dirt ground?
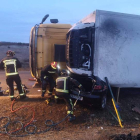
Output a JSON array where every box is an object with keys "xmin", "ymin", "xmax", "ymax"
[{"xmin": 0, "ymin": 77, "xmax": 140, "ymax": 140}]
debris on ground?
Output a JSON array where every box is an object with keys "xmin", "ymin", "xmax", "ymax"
[
  {"xmin": 109, "ymin": 133, "xmax": 140, "ymax": 140},
  {"xmin": 132, "ymin": 105, "xmax": 140, "ymax": 115}
]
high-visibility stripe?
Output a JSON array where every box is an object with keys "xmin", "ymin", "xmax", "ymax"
[
  {"xmin": 67, "ymin": 111, "xmax": 73, "ymax": 115},
  {"xmin": 54, "ymin": 96, "xmax": 59, "ymax": 99},
  {"xmin": 56, "ymin": 77, "xmax": 68, "ymax": 93},
  {"xmin": 70, "ymin": 99, "xmax": 73, "ymax": 109},
  {"xmin": 48, "ymin": 71, "xmax": 56, "ymax": 73},
  {"xmin": 42, "ymin": 90, "xmax": 46, "ymax": 92},
  {"xmin": 3, "ymin": 59, "xmax": 16, "ymax": 65},
  {"xmin": 56, "ymin": 89, "xmax": 69, "ymax": 93},
  {"xmin": 10, "ymin": 95, "xmax": 14, "ymax": 98},
  {"xmin": 6, "ymin": 72, "xmax": 18, "ymax": 76},
  {"xmin": 3, "ymin": 59, "xmax": 18, "ymax": 76},
  {"xmin": 78, "ymin": 84, "xmax": 82, "ymax": 88},
  {"xmin": 20, "ymin": 93, "xmax": 25, "ymax": 96}
]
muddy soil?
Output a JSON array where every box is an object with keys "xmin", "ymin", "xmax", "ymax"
[{"xmin": 0, "ymin": 89, "xmax": 140, "ymax": 140}]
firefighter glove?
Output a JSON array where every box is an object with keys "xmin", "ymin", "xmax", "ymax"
[
  {"xmin": 79, "ymin": 85, "xmax": 84, "ymax": 92},
  {"xmin": 44, "ymin": 76, "xmax": 48, "ymax": 80}
]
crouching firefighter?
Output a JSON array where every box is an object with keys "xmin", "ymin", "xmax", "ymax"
[
  {"xmin": 0, "ymin": 50, "xmax": 26, "ymax": 101},
  {"xmin": 41, "ymin": 61, "xmax": 59, "ymax": 97},
  {"xmin": 55, "ymin": 70, "xmax": 84, "ymax": 122}
]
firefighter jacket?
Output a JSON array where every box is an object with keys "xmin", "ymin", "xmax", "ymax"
[
  {"xmin": 0, "ymin": 56, "xmax": 22, "ymax": 76},
  {"xmin": 41, "ymin": 64, "xmax": 59, "ymax": 80},
  {"xmin": 56, "ymin": 76, "xmax": 82, "ymax": 93}
]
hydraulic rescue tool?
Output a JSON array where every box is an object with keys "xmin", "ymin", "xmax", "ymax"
[{"xmin": 105, "ymin": 77, "xmax": 123, "ymax": 128}]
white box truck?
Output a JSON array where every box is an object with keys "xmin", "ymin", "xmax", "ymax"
[{"xmin": 66, "ymin": 10, "xmax": 140, "ymax": 108}]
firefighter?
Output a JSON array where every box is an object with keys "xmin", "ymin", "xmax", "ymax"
[
  {"xmin": 55, "ymin": 69, "xmax": 84, "ymax": 122},
  {"xmin": 0, "ymin": 50, "xmax": 26, "ymax": 101},
  {"xmin": 41, "ymin": 61, "xmax": 59, "ymax": 97}
]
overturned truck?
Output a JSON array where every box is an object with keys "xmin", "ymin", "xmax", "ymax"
[
  {"xmin": 66, "ymin": 10, "xmax": 140, "ymax": 108},
  {"xmin": 29, "ymin": 15, "xmax": 71, "ymax": 80}
]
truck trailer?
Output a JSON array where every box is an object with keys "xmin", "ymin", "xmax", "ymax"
[{"xmin": 66, "ymin": 10, "xmax": 140, "ymax": 107}]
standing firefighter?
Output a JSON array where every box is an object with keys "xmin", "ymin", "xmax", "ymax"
[
  {"xmin": 0, "ymin": 50, "xmax": 26, "ymax": 101},
  {"xmin": 55, "ymin": 70, "xmax": 83, "ymax": 122},
  {"xmin": 41, "ymin": 61, "xmax": 59, "ymax": 97}
]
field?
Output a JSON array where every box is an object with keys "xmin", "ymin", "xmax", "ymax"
[{"xmin": 0, "ymin": 42, "xmax": 29, "ymax": 70}]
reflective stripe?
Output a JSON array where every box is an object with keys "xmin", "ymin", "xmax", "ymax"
[
  {"xmin": 56, "ymin": 77, "xmax": 68, "ymax": 93},
  {"xmin": 48, "ymin": 91, "xmax": 52, "ymax": 94},
  {"xmin": 20, "ymin": 93, "xmax": 25, "ymax": 96},
  {"xmin": 21, "ymin": 84, "xmax": 25, "ymax": 93},
  {"xmin": 3, "ymin": 59, "xmax": 18, "ymax": 76},
  {"xmin": 54, "ymin": 96, "xmax": 59, "ymax": 99},
  {"xmin": 3, "ymin": 59, "xmax": 16, "ymax": 65},
  {"xmin": 56, "ymin": 89, "xmax": 69, "ymax": 93},
  {"xmin": 6, "ymin": 72, "xmax": 18, "ymax": 76},
  {"xmin": 42, "ymin": 90, "xmax": 46, "ymax": 92},
  {"xmin": 78, "ymin": 84, "xmax": 82, "ymax": 88},
  {"xmin": 67, "ymin": 111, "xmax": 73, "ymax": 115},
  {"xmin": 48, "ymin": 71, "xmax": 56, "ymax": 73},
  {"xmin": 10, "ymin": 95, "xmax": 14, "ymax": 98},
  {"xmin": 70, "ymin": 99, "xmax": 73, "ymax": 109}
]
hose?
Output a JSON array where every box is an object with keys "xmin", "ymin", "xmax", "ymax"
[{"xmin": 0, "ymin": 92, "xmax": 81, "ymax": 137}]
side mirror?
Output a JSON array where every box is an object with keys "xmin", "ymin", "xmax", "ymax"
[{"xmin": 40, "ymin": 14, "xmax": 49, "ymax": 24}]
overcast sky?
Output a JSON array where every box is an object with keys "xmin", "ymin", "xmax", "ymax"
[{"xmin": 0, "ymin": 0, "xmax": 140, "ymax": 43}]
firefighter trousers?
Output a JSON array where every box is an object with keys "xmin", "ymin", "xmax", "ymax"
[
  {"xmin": 55, "ymin": 92, "xmax": 73, "ymax": 115},
  {"xmin": 6, "ymin": 74, "xmax": 24, "ymax": 98},
  {"xmin": 42, "ymin": 78, "xmax": 55, "ymax": 94}
]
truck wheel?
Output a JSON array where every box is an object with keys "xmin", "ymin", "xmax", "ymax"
[{"xmin": 100, "ymin": 95, "xmax": 107, "ymax": 109}]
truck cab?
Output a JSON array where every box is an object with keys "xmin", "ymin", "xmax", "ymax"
[{"xmin": 29, "ymin": 16, "xmax": 71, "ymax": 80}]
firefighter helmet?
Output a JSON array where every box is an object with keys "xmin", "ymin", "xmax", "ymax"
[
  {"xmin": 51, "ymin": 61, "xmax": 57, "ymax": 69},
  {"xmin": 6, "ymin": 50, "xmax": 15, "ymax": 56}
]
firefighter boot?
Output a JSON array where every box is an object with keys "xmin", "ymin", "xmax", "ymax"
[
  {"xmin": 41, "ymin": 92, "xmax": 45, "ymax": 98},
  {"xmin": 20, "ymin": 94, "xmax": 26, "ymax": 100},
  {"xmin": 11, "ymin": 97, "xmax": 16, "ymax": 101},
  {"xmin": 68, "ymin": 114, "xmax": 75, "ymax": 122},
  {"xmin": 54, "ymin": 95, "xmax": 59, "ymax": 104},
  {"xmin": 47, "ymin": 91, "xmax": 52, "ymax": 96}
]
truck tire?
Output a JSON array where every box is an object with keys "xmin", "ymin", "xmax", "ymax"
[{"xmin": 100, "ymin": 94, "xmax": 107, "ymax": 109}]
